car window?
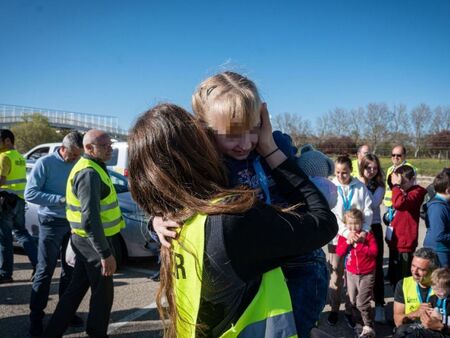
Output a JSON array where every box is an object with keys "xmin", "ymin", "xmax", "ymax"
[
  {"xmin": 26, "ymin": 147, "xmax": 50, "ymax": 162},
  {"xmin": 109, "ymin": 170, "xmax": 129, "ymax": 194}
]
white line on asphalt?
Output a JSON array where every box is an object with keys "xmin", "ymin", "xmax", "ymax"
[{"xmin": 107, "ymin": 302, "xmax": 157, "ymax": 334}]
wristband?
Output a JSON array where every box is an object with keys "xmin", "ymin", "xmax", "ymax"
[{"xmin": 263, "ymin": 148, "xmax": 279, "ymax": 159}]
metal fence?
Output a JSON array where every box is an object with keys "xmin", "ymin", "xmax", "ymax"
[{"xmin": 0, "ymin": 103, "xmax": 128, "ymax": 137}]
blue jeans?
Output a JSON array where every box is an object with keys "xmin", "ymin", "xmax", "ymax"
[
  {"xmin": 437, "ymin": 251, "xmax": 450, "ymax": 268},
  {"xmin": 0, "ymin": 198, "xmax": 37, "ymax": 278},
  {"xmin": 283, "ymin": 249, "xmax": 329, "ymax": 338},
  {"xmin": 30, "ymin": 216, "xmax": 73, "ymax": 322}
]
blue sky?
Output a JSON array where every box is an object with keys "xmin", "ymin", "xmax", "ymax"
[{"xmin": 1, "ymin": 0, "xmax": 449, "ymax": 130}]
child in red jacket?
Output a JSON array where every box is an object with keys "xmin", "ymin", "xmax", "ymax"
[
  {"xmin": 337, "ymin": 208, "xmax": 378, "ymax": 338},
  {"xmin": 387, "ymin": 164, "xmax": 427, "ymax": 288}
]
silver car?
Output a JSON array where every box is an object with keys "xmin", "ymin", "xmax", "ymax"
[{"xmin": 24, "ymin": 167, "xmax": 157, "ymax": 265}]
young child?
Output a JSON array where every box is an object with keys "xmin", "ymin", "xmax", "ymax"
[
  {"xmin": 190, "ymin": 71, "xmax": 330, "ymax": 337},
  {"xmin": 388, "ymin": 165, "xmax": 427, "ymax": 287},
  {"xmin": 424, "ymin": 168, "xmax": 450, "ymax": 267},
  {"xmin": 297, "ymin": 144, "xmax": 337, "ymax": 208},
  {"xmin": 336, "ymin": 208, "xmax": 377, "ymax": 338}
]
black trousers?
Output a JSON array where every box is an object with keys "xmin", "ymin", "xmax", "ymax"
[
  {"xmin": 43, "ymin": 234, "xmax": 118, "ymax": 338},
  {"xmin": 372, "ymin": 223, "xmax": 385, "ymax": 305},
  {"xmin": 389, "ymin": 249, "xmax": 413, "ymax": 289}
]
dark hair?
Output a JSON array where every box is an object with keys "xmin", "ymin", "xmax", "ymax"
[
  {"xmin": 360, "ymin": 154, "xmax": 385, "ymax": 189},
  {"xmin": 0, "ymin": 129, "xmax": 15, "ymax": 145},
  {"xmin": 395, "ymin": 164, "xmax": 416, "ymax": 181},
  {"xmin": 414, "ymin": 247, "xmax": 440, "ymax": 271},
  {"xmin": 335, "ymin": 154, "xmax": 352, "ymax": 171},
  {"xmin": 433, "ymin": 168, "xmax": 450, "ymax": 194}
]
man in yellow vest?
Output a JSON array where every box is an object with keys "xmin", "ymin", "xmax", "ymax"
[
  {"xmin": 44, "ymin": 129, "xmax": 125, "ymax": 338},
  {"xmin": 393, "ymin": 248, "xmax": 439, "ymax": 327},
  {"xmin": 0, "ymin": 129, "xmax": 37, "ymax": 284},
  {"xmin": 351, "ymin": 144, "xmax": 371, "ymax": 178},
  {"xmin": 384, "ymin": 145, "xmax": 417, "ymax": 209}
]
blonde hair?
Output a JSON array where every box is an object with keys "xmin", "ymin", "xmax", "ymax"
[
  {"xmin": 192, "ymin": 71, "xmax": 262, "ymax": 135},
  {"xmin": 431, "ymin": 267, "xmax": 450, "ymax": 290},
  {"xmin": 344, "ymin": 208, "xmax": 364, "ymax": 225}
]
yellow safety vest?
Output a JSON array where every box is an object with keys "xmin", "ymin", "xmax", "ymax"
[
  {"xmin": 403, "ymin": 276, "xmax": 434, "ymax": 315},
  {"xmin": 173, "ymin": 212, "xmax": 297, "ymax": 338},
  {"xmin": 383, "ymin": 161, "xmax": 417, "ymax": 207},
  {"xmin": 66, "ymin": 157, "xmax": 125, "ymax": 237},
  {"xmin": 351, "ymin": 159, "xmax": 360, "ymax": 178},
  {"xmin": 0, "ymin": 149, "xmax": 26, "ymax": 199}
]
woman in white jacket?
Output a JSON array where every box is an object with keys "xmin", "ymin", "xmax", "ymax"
[{"xmin": 327, "ymin": 155, "xmax": 373, "ymax": 327}]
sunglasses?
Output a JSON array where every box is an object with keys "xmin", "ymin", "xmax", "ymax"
[{"xmin": 391, "ymin": 154, "xmax": 403, "ymax": 158}]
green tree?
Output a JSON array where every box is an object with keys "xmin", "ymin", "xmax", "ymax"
[{"xmin": 11, "ymin": 113, "xmax": 62, "ymax": 153}]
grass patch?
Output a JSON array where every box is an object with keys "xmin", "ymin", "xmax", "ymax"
[{"xmin": 379, "ymin": 157, "xmax": 449, "ymax": 177}]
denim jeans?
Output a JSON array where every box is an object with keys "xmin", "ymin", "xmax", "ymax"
[
  {"xmin": 283, "ymin": 249, "xmax": 329, "ymax": 338},
  {"xmin": 0, "ymin": 198, "xmax": 37, "ymax": 278},
  {"xmin": 30, "ymin": 216, "xmax": 73, "ymax": 322}
]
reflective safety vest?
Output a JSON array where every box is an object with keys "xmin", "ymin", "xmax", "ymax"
[
  {"xmin": 66, "ymin": 157, "xmax": 125, "ymax": 237},
  {"xmin": 383, "ymin": 161, "xmax": 417, "ymax": 207},
  {"xmin": 0, "ymin": 149, "xmax": 26, "ymax": 199},
  {"xmin": 351, "ymin": 159, "xmax": 360, "ymax": 178},
  {"xmin": 403, "ymin": 276, "xmax": 434, "ymax": 315},
  {"xmin": 173, "ymin": 212, "xmax": 297, "ymax": 338}
]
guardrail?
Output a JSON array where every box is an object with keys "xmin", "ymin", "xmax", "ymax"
[{"xmin": 0, "ymin": 103, "xmax": 128, "ymax": 137}]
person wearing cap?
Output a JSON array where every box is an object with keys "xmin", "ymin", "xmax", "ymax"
[
  {"xmin": 352, "ymin": 144, "xmax": 371, "ymax": 178},
  {"xmin": 0, "ymin": 129, "xmax": 37, "ymax": 284},
  {"xmin": 297, "ymin": 144, "xmax": 337, "ymax": 208}
]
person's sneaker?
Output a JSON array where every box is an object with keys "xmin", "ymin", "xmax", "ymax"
[
  {"xmin": 374, "ymin": 305, "xmax": 387, "ymax": 323},
  {"xmin": 29, "ymin": 320, "xmax": 43, "ymax": 337},
  {"xmin": 344, "ymin": 313, "xmax": 356, "ymax": 329},
  {"xmin": 69, "ymin": 314, "xmax": 84, "ymax": 327},
  {"xmin": 359, "ymin": 325, "xmax": 376, "ymax": 338},
  {"xmin": 0, "ymin": 275, "xmax": 13, "ymax": 284},
  {"xmin": 327, "ymin": 311, "xmax": 339, "ymax": 326}
]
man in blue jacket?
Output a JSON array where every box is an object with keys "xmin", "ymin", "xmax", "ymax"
[
  {"xmin": 25, "ymin": 131, "xmax": 84, "ymax": 337},
  {"xmin": 424, "ymin": 168, "xmax": 450, "ymax": 267}
]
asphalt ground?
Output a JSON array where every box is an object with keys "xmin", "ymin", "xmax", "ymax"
[{"xmin": 1, "ymin": 186, "xmax": 432, "ymax": 337}]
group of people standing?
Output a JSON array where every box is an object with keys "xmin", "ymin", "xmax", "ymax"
[{"xmin": 1, "ymin": 70, "xmax": 449, "ymax": 338}]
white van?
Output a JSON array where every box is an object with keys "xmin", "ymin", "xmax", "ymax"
[{"xmin": 23, "ymin": 141, "xmax": 129, "ymax": 175}]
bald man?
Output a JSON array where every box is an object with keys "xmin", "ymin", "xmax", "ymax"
[
  {"xmin": 351, "ymin": 145, "xmax": 371, "ymax": 178},
  {"xmin": 44, "ymin": 130, "xmax": 125, "ymax": 338}
]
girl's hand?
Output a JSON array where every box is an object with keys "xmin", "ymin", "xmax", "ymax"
[
  {"xmin": 153, "ymin": 216, "xmax": 180, "ymax": 248},
  {"xmin": 256, "ymin": 103, "xmax": 287, "ymax": 169},
  {"xmin": 256, "ymin": 103, "xmax": 277, "ymax": 156}
]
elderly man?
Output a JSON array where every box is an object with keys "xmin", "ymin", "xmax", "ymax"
[
  {"xmin": 25, "ymin": 131, "xmax": 84, "ymax": 337},
  {"xmin": 393, "ymin": 247, "xmax": 440, "ymax": 328},
  {"xmin": 351, "ymin": 144, "xmax": 371, "ymax": 178},
  {"xmin": 384, "ymin": 144, "xmax": 417, "ymax": 208},
  {"xmin": 44, "ymin": 129, "xmax": 124, "ymax": 338},
  {"xmin": 0, "ymin": 129, "xmax": 37, "ymax": 283}
]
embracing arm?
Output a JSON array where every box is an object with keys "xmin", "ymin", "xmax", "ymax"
[{"xmin": 223, "ymin": 159, "xmax": 338, "ymax": 281}]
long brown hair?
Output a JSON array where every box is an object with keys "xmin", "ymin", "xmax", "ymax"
[
  {"xmin": 128, "ymin": 103, "xmax": 256, "ymax": 337},
  {"xmin": 360, "ymin": 153, "xmax": 385, "ymax": 189}
]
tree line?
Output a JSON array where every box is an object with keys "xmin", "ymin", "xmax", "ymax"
[{"xmin": 273, "ymin": 103, "xmax": 450, "ymax": 158}]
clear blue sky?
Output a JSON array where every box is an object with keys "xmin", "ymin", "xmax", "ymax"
[{"xmin": 1, "ymin": 0, "xmax": 449, "ymax": 130}]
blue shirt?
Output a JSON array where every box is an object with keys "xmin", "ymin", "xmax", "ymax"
[{"xmin": 24, "ymin": 151, "xmax": 76, "ymax": 219}]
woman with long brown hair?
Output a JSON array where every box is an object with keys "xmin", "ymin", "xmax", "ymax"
[{"xmin": 128, "ymin": 103, "xmax": 337, "ymax": 337}]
